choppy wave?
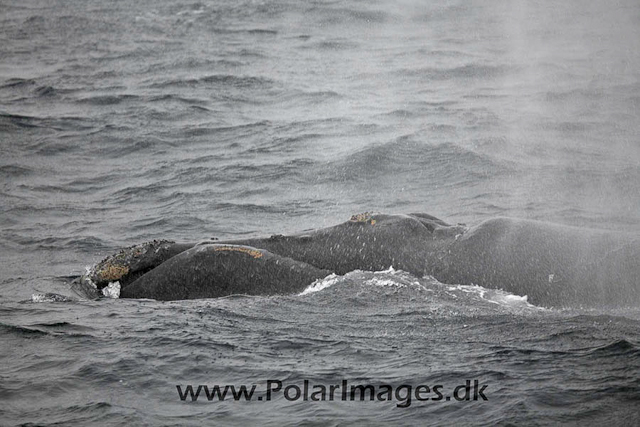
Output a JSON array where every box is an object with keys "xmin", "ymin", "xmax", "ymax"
[
  {"xmin": 3, "ymin": 0, "xmax": 640, "ymax": 424},
  {"xmin": 301, "ymin": 267, "xmax": 541, "ymax": 315},
  {"xmin": 146, "ymin": 74, "xmax": 275, "ymax": 90},
  {"xmin": 316, "ymin": 137, "xmax": 513, "ymax": 187}
]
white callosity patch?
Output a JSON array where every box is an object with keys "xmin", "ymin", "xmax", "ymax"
[{"xmin": 102, "ymin": 282, "xmax": 121, "ymax": 299}]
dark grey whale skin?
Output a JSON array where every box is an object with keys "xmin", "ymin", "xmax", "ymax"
[
  {"xmin": 120, "ymin": 244, "xmax": 331, "ymax": 301},
  {"xmin": 444, "ymin": 217, "xmax": 640, "ymax": 307},
  {"xmin": 109, "ymin": 213, "xmax": 639, "ymax": 307},
  {"xmin": 212, "ymin": 213, "xmax": 457, "ymax": 276},
  {"xmin": 205, "ymin": 213, "xmax": 640, "ymax": 307}
]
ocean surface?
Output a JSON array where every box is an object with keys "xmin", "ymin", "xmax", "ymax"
[{"xmin": 2, "ymin": 0, "xmax": 640, "ymax": 425}]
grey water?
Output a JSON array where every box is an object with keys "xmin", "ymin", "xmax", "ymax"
[{"xmin": 1, "ymin": 0, "xmax": 640, "ymax": 425}]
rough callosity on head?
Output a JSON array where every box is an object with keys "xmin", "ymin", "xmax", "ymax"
[
  {"xmin": 349, "ymin": 212, "xmax": 377, "ymax": 225},
  {"xmin": 96, "ymin": 264, "xmax": 129, "ymax": 282},
  {"xmin": 84, "ymin": 239, "xmax": 178, "ymax": 288},
  {"xmin": 212, "ymin": 245, "xmax": 264, "ymax": 258}
]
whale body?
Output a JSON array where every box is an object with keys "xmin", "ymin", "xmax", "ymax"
[{"xmin": 76, "ymin": 213, "xmax": 640, "ymax": 307}]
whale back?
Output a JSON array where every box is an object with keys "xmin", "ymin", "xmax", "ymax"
[
  {"xmin": 120, "ymin": 244, "xmax": 332, "ymax": 301},
  {"xmin": 211, "ymin": 213, "xmax": 457, "ymax": 276}
]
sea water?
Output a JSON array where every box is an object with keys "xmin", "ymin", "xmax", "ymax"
[{"xmin": 1, "ymin": 0, "xmax": 639, "ymax": 425}]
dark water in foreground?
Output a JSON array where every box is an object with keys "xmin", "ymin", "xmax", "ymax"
[
  {"xmin": 2, "ymin": 277, "xmax": 640, "ymax": 426},
  {"xmin": 2, "ymin": 0, "xmax": 640, "ymax": 425}
]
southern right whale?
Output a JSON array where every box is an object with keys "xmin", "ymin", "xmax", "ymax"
[{"xmin": 76, "ymin": 213, "xmax": 640, "ymax": 307}]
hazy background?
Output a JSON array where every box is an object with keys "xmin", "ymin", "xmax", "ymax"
[
  {"xmin": 1, "ymin": 1, "xmax": 640, "ymax": 425},
  {"xmin": 2, "ymin": 0, "xmax": 639, "ymax": 285}
]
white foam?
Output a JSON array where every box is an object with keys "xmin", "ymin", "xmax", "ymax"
[
  {"xmin": 82, "ymin": 265, "xmax": 98, "ymax": 288},
  {"xmin": 31, "ymin": 293, "xmax": 75, "ymax": 303},
  {"xmin": 444, "ymin": 283, "xmax": 542, "ymax": 309},
  {"xmin": 365, "ymin": 276, "xmax": 406, "ymax": 288},
  {"xmin": 31, "ymin": 293, "xmax": 48, "ymax": 303},
  {"xmin": 447, "ymin": 283, "xmax": 487, "ymax": 296},
  {"xmin": 373, "ymin": 266, "xmax": 398, "ymax": 275},
  {"xmin": 299, "ymin": 274, "xmax": 340, "ymax": 295},
  {"xmin": 486, "ymin": 291, "xmax": 535, "ymax": 308}
]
